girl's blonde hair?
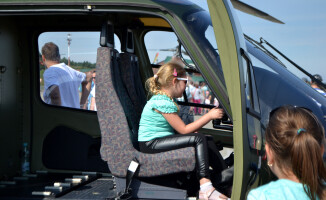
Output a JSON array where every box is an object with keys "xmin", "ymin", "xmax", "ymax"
[
  {"xmin": 266, "ymin": 106, "xmax": 326, "ymax": 200},
  {"xmin": 146, "ymin": 62, "xmax": 186, "ymax": 97}
]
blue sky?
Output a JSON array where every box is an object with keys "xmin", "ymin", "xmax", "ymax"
[
  {"xmin": 238, "ymin": 0, "xmax": 326, "ymax": 81},
  {"xmin": 191, "ymin": 0, "xmax": 326, "ymax": 81},
  {"xmin": 39, "ymin": 0, "xmax": 326, "ymax": 82}
]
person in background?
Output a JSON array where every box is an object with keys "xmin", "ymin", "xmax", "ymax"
[
  {"xmin": 188, "ymin": 80, "xmax": 195, "ymax": 101},
  {"xmin": 42, "ymin": 42, "xmax": 93, "ymax": 109},
  {"xmin": 188, "ymin": 80, "xmax": 195, "ymax": 115},
  {"xmin": 138, "ymin": 62, "xmax": 228, "ymax": 200},
  {"xmin": 302, "ymin": 77, "xmax": 310, "ymax": 85},
  {"xmin": 204, "ymin": 93, "xmax": 212, "ymax": 114},
  {"xmin": 247, "ymin": 105, "xmax": 326, "ymax": 200},
  {"xmin": 213, "ymin": 97, "xmax": 219, "ymax": 107},
  {"xmin": 177, "ymin": 76, "xmax": 194, "ymax": 125},
  {"xmin": 201, "ymin": 82, "xmax": 208, "ymax": 114},
  {"xmin": 88, "ymin": 71, "xmax": 96, "ymax": 110},
  {"xmin": 192, "ymin": 82, "xmax": 203, "ymax": 115},
  {"xmin": 310, "ymin": 74, "xmax": 326, "ymax": 97},
  {"xmin": 89, "ymin": 85, "xmax": 97, "ymax": 111}
]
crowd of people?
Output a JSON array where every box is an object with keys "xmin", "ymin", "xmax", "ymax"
[
  {"xmin": 178, "ymin": 79, "xmax": 219, "ymax": 115},
  {"xmin": 42, "ymin": 42, "xmax": 325, "ymax": 200}
]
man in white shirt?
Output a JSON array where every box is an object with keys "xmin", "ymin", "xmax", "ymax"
[{"xmin": 42, "ymin": 42, "xmax": 93, "ymax": 109}]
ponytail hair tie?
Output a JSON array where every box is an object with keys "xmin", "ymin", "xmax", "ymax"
[
  {"xmin": 154, "ymin": 74, "xmax": 158, "ymax": 79},
  {"xmin": 173, "ymin": 68, "xmax": 178, "ymax": 77},
  {"xmin": 297, "ymin": 128, "xmax": 306, "ymax": 135}
]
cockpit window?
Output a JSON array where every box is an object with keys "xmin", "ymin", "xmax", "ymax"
[
  {"xmin": 145, "ymin": 30, "xmax": 226, "ymax": 130},
  {"xmin": 205, "ymin": 26, "xmax": 218, "ymax": 52},
  {"xmin": 38, "ymin": 32, "xmax": 120, "ymax": 111},
  {"xmin": 183, "ymin": 10, "xmax": 225, "ymax": 85}
]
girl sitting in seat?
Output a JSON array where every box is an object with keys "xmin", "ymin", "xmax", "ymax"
[
  {"xmin": 248, "ymin": 106, "xmax": 326, "ymax": 200},
  {"xmin": 138, "ymin": 62, "xmax": 228, "ymax": 200}
]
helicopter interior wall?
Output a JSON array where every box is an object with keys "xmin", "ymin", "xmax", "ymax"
[
  {"xmin": 0, "ymin": 17, "xmax": 29, "ymax": 177},
  {"xmin": 42, "ymin": 126, "xmax": 109, "ymax": 172},
  {"xmin": 27, "ymin": 14, "xmax": 105, "ymax": 173}
]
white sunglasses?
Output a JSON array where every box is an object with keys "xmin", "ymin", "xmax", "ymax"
[{"xmin": 176, "ymin": 77, "xmax": 188, "ymax": 83}]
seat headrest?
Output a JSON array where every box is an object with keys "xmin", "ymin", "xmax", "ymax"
[
  {"xmin": 100, "ymin": 21, "xmax": 114, "ymax": 48},
  {"xmin": 121, "ymin": 28, "xmax": 134, "ymax": 53}
]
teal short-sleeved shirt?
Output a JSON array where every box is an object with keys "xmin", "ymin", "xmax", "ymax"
[
  {"xmin": 138, "ymin": 94, "xmax": 178, "ymax": 142},
  {"xmin": 247, "ymin": 179, "xmax": 316, "ymax": 200}
]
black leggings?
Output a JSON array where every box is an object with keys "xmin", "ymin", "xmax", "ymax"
[{"xmin": 139, "ymin": 133, "xmax": 226, "ymax": 179}]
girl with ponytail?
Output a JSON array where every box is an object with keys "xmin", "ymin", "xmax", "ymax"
[
  {"xmin": 248, "ymin": 105, "xmax": 326, "ymax": 200},
  {"xmin": 138, "ymin": 62, "xmax": 229, "ymax": 200}
]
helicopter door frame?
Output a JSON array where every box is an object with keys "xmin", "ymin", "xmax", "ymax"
[{"xmin": 207, "ymin": 0, "xmax": 263, "ymax": 199}]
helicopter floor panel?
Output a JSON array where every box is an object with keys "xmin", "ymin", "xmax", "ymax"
[
  {"xmin": 0, "ymin": 173, "xmax": 197, "ymax": 200},
  {"xmin": 58, "ymin": 177, "xmax": 115, "ymax": 199},
  {"xmin": 0, "ymin": 173, "xmax": 113, "ymax": 200}
]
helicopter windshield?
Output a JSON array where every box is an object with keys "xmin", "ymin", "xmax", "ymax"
[{"xmin": 182, "ymin": 10, "xmax": 225, "ymax": 84}]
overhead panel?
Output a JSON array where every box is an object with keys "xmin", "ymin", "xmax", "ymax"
[{"xmin": 139, "ymin": 17, "xmax": 171, "ymax": 28}]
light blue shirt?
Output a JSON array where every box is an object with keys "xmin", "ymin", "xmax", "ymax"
[
  {"xmin": 247, "ymin": 179, "xmax": 316, "ymax": 200},
  {"xmin": 43, "ymin": 63, "xmax": 85, "ymax": 108},
  {"xmin": 138, "ymin": 94, "xmax": 178, "ymax": 142}
]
